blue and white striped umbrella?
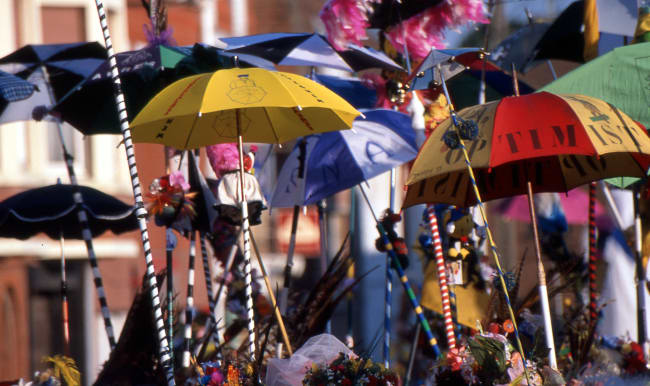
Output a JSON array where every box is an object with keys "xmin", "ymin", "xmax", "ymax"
[{"xmin": 271, "ymin": 108, "xmax": 418, "ymax": 207}]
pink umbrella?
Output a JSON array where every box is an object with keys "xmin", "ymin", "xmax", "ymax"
[{"xmin": 497, "ymin": 188, "xmax": 608, "ymax": 226}]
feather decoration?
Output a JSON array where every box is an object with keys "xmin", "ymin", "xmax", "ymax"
[{"xmin": 42, "ymin": 355, "xmax": 81, "ymax": 386}]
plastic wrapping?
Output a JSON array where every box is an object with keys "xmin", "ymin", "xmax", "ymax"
[{"xmin": 265, "ymin": 334, "xmax": 353, "ymax": 386}]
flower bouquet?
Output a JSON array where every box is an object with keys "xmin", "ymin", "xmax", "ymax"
[{"xmin": 302, "ymin": 353, "xmax": 400, "ymax": 386}]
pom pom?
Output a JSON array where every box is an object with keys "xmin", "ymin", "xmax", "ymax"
[
  {"xmin": 418, "ymin": 233, "xmax": 433, "ymax": 249},
  {"xmin": 458, "ymin": 117, "xmax": 479, "ymax": 141},
  {"xmin": 319, "ymin": 0, "xmax": 378, "ymax": 50},
  {"xmin": 442, "ymin": 130, "xmax": 460, "ymax": 149},
  {"xmin": 206, "ymin": 143, "xmax": 240, "ymax": 179}
]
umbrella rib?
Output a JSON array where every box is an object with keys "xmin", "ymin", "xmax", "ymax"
[
  {"xmin": 183, "ymin": 114, "xmax": 200, "ymax": 150},
  {"xmin": 262, "ymin": 107, "xmax": 281, "ymax": 143}
]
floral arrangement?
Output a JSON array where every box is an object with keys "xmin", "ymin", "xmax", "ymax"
[
  {"xmin": 302, "ymin": 352, "xmax": 400, "ymax": 386},
  {"xmin": 145, "ymin": 171, "xmax": 196, "ymax": 226},
  {"xmin": 194, "ymin": 360, "xmax": 255, "ymax": 386}
]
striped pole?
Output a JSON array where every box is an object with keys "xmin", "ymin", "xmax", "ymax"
[
  {"xmin": 42, "ymin": 67, "xmax": 117, "ymax": 351},
  {"xmin": 182, "ymin": 231, "xmax": 197, "ymax": 368},
  {"xmin": 91, "ymin": 2, "xmax": 174, "ymax": 383},
  {"xmin": 358, "ymin": 184, "xmax": 441, "ymax": 358},
  {"xmin": 199, "ymin": 233, "xmax": 220, "ymax": 346},
  {"xmin": 59, "ymin": 232, "xmax": 70, "ymax": 356},
  {"xmin": 425, "ymin": 204, "xmax": 456, "ymax": 349},
  {"xmin": 588, "ymin": 182, "xmax": 598, "ymax": 324},
  {"xmin": 236, "ymin": 115, "xmax": 257, "ymax": 360},
  {"xmin": 384, "ymin": 251, "xmax": 392, "ymax": 368},
  {"xmin": 448, "ymin": 284, "xmax": 460, "ymax": 340},
  {"xmin": 438, "ymin": 66, "xmax": 531, "ymax": 381}
]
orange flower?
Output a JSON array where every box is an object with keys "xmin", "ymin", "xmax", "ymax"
[{"xmin": 503, "ymin": 319, "xmax": 514, "ymax": 334}]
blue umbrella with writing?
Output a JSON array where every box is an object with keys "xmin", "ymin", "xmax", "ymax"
[
  {"xmin": 271, "ymin": 108, "xmax": 417, "ymax": 302},
  {"xmin": 271, "ymin": 108, "xmax": 418, "ymax": 208}
]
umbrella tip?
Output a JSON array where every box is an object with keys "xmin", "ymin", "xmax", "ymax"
[{"xmin": 359, "ymin": 112, "xmax": 366, "ymax": 119}]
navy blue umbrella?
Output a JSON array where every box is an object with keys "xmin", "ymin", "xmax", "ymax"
[
  {"xmin": 0, "ymin": 184, "xmax": 137, "ymax": 240},
  {"xmin": 222, "ymin": 32, "xmax": 404, "ymax": 72},
  {"xmin": 0, "ymin": 42, "xmax": 107, "ymax": 112}
]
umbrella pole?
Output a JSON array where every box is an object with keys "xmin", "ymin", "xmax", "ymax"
[
  {"xmin": 525, "ymin": 182, "xmax": 558, "ymax": 369},
  {"xmin": 358, "ymin": 184, "xmax": 441, "ymax": 358},
  {"xmin": 588, "ymin": 182, "xmax": 599, "ymax": 325},
  {"xmin": 599, "ymin": 181, "xmax": 625, "ymax": 231},
  {"xmin": 92, "ymin": 2, "xmax": 175, "ymax": 383},
  {"xmin": 249, "ymin": 231, "xmax": 293, "ymax": 355},
  {"xmin": 634, "ymin": 188, "xmax": 648, "ymax": 353},
  {"xmin": 182, "ymin": 231, "xmax": 197, "ymax": 369},
  {"xmin": 43, "ymin": 66, "xmax": 118, "ymax": 352},
  {"xmin": 236, "ymin": 112, "xmax": 257, "ymax": 360},
  {"xmin": 438, "ymin": 67, "xmax": 531, "ymax": 382},
  {"xmin": 199, "ymin": 232, "xmax": 220, "ymax": 347},
  {"xmin": 317, "ymin": 199, "xmax": 332, "ymax": 334},
  {"xmin": 425, "ymin": 204, "xmax": 456, "ymax": 349},
  {"xmin": 165, "ymin": 228, "xmax": 176, "ymax": 365},
  {"xmin": 59, "ymin": 232, "xmax": 71, "ymax": 356},
  {"xmin": 404, "ymin": 323, "xmax": 421, "ymax": 386},
  {"xmin": 211, "ymin": 227, "xmax": 243, "ymax": 338}
]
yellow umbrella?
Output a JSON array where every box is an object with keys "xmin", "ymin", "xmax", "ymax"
[
  {"xmin": 131, "ymin": 67, "xmax": 360, "ymax": 148},
  {"xmin": 130, "ymin": 67, "xmax": 360, "ymax": 360}
]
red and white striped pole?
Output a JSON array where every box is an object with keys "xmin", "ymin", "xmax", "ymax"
[
  {"xmin": 426, "ymin": 204, "xmax": 456, "ymax": 349},
  {"xmin": 588, "ymin": 182, "xmax": 598, "ymax": 324}
]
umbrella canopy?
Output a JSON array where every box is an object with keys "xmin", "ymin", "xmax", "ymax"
[
  {"xmin": 0, "ymin": 69, "xmax": 37, "ymax": 112},
  {"xmin": 51, "ymin": 44, "xmax": 191, "ymax": 135},
  {"xmin": 541, "ymin": 41, "xmax": 650, "ymax": 187},
  {"xmin": 312, "ymin": 73, "xmax": 378, "ymax": 109},
  {"xmin": 404, "ymin": 92, "xmax": 650, "ymax": 208},
  {"xmin": 446, "ymin": 60, "xmax": 535, "ymax": 110},
  {"xmin": 0, "ymin": 42, "xmax": 107, "ymax": 124},
  {"xmin": 221, "ymin": 33, "xmax": 404, "ymax": 72},
  {"xmin": 130, "ymin": 67, "xmax": 360, "ymax": 149},
  {"xmin": 0, "ymin": 184, "xmax": 137, "ymax": 240},
  {"xmin": 491, "ymin": 1, "xmax": 585, "ymax": 72},
  {"xmin": 409, "ymin": 48, "xmax": 485, "ymax": 90},
  {"xmin": 271, "ymin": 108, "xmax": 417, "ymax": 207}
]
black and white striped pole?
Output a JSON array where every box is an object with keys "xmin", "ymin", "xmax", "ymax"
[
  {"xmin": 42, "ymin": 67, "xmax": 118, "ymax": 351},
  {"xmin": 199, "ymin": 233, "xmax": 220, "ymax": 346},
  {"xmin": 92, "ymin": 1, "xmax": 175, "ymax": 383},
  {"xmin": 182, "ymin": 231, "xmax": 196, "ymax": 368}
]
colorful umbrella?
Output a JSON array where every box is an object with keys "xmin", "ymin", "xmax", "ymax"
[
  {"xmin": 130, "ymin": 67, "xmax": 360, "ymax": 360},
  {"xmin": 409, "ymin": 48, "xmax": 486, "ymax": 90},
  {"xmin": 542, "ymin": 42, "xmax": 650, "ymax": 188},
  {"xmin": 405, "ymin": 92, "xmax": 650, "ymax": 208},
  {"xmin": 221, "ymin": 33, "xmax": 404, "ymax": 73},
  {"xmin": 271, "ymin": 108, "xmax": 417, "ymax": 207}
]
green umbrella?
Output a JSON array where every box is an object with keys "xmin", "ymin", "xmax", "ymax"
[{"xmin": 541, "ymin": 42, "xmax": 650, "ymax": 188}]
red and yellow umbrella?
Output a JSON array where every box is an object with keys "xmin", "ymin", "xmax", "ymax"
[{"xmin": 405, "ymin": 92, "xmax": 650, "ymax": 208}]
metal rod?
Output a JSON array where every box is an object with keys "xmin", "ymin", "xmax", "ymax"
[
  {"xmin": 526, "ymin": 182, "xmax": 558, "ymax": 369},
  {"xmin": 599, "ymin": 181, "xmax": 625, "ymax": 231},
  {"xmin": 249, "ymin": 231, "xmax": 293, "ymax": 355},
  {"xmin": 166, "ymin": 228, "xmax": 175, "ymax": 364},
  {"xmin": 404, "ymin": 323, "xmax": 421, "ymax": 386}
]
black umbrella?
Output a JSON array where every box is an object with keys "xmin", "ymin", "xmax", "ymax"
[
  {"xmin": 0, "ymin": 184, "xmax": 137, "ymax": 240},
  {"xmin": 491, "ymin": 1, "xmax": 585, "ymax": 73},
  {"xmin": 0, "ymin": 184, "xmax": 137, "ymax": 354},
  {"xmin": 0, "ymin": 43, "xmax": 107, "ymax": 104}
]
